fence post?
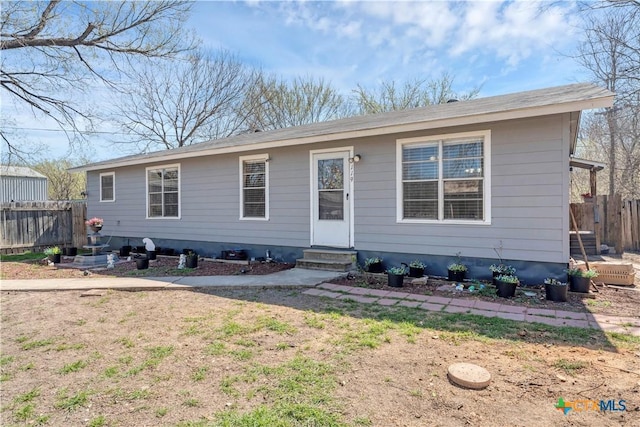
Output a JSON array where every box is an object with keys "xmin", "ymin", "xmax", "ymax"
[{"xmin": 71, "ymin": 202, "xmax": 87, "ymax": 249}]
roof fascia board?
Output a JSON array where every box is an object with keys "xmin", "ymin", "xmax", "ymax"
[{"xmin": 73, "ymin": 95, "xmax": 614, "ymax": 172}]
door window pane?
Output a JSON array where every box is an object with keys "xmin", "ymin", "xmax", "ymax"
[
  {"xmin": 318, "ymin": 159, "xmax": 344, "ymax": 190},
  {"xmin": 319, "ymin": 191, "xmax": 343, "ymax": 220}
]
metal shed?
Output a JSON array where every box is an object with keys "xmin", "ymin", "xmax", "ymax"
[{"xmin": 0, "ymin": 166, "xmax": 48, "ymax": 202}]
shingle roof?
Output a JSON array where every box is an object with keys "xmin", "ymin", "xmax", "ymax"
[{"xmin": 71, "ymin": 83, "xmax": 614, "ymax": 172}]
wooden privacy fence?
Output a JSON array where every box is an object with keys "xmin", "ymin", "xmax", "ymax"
[
  {"xmin": 0, "ymin": 201, "xmax": 87, "ymax": 254},
  {"xmin": 570, "ymin": 195, "xmax": 640, "ymax": 254}
]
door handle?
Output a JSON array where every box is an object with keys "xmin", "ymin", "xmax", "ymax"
[{"xmin": 346, "ymin": 193, "xmax": 349, "ymax": 200}]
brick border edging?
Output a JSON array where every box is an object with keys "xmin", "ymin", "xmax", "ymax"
[{"xmin": 301, "ymin": 283, "xmax": 640, "ymax": 336}]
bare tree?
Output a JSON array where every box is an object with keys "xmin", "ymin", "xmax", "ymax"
[
  {"xmin": 1, "ymin": 1, "xmax": 193, "ymax": 155},
  {"xmin": 352, "ymin": 73, "xmax": 480, "ymax": 114},
  {"xmin": 574, "ymin": 4, "xmax": 640, "ymax": 196},
  {"xmin": 117, "ymin": 49, "xmax": 258, "ymax": 151},
  {"xmin": 244, "ymin": 75, "xmax": 350, "ymax": 131}
]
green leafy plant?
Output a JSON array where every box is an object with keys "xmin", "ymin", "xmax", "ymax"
[
  {"xmin": 566, "ymin": 268, "xmax": 598, "ymax": 278},
  {"xmin": 496, "ymin": 274, "xmax": 519, "ymax": 284},
  {"xmin": 44, "ymin": 246, "xmax": 62, "ymax": 255},
  {"xmin": 448, "ymin": 252, "xmax": 467, "ymax": 272},
  {"xmin": 447, "ymin": 263, "xmax": 467, "ymax": 272},
  {"xmin": 544, "ymin": 278, "xmax": 567, "ymax": 286},
  {"xmin": 409, "ymin": 260, "xmax": 426, "ymax": 268},
  {"xmin": 386, "ymin": 266, "xmax": 407, "ymax": 275},
  {"xmin": 489, "ymin": 264, "xmax": 516, "ymax": 275},
  {"xmin": 364, "ymin": 257, "xmax": 382, "ymax": 267}
]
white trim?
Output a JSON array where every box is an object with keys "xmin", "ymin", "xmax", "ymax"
[
  {"xmin": 99, "ymin": 172, "xmax": 115, "ymax": 202},
  {"xmin": 145, "ymin": 163, "xmax": 181, "ymax": 220},
  {"xmin": 239, "ymin": 153, "xmax": 270, "ymax": 221},
  {"xmin": 396, "ymin": 130, "xmax": 491, "ymax": 225},
  {"xmin": 71, "ymin": 91, "xmax": 614, "ymax": 173},
  {"xmin": 309, "ymin": 146, "xmax": 355, "ymax": 247}
]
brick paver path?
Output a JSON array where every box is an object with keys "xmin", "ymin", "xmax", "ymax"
[{"xmin": 303, "ymin": 283, "xmax": 640, "ymax": 336}]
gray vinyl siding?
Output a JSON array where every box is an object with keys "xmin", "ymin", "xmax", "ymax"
[
  {"xmin": 87, "ymin": 114, "xmax": 569, "ymax": 264},
  {"xmin": 351, "ymin": 114, "xmax": 569, "ymax": 264}
]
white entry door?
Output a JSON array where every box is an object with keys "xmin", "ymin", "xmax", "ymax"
[{"xmin": 311, "ymin": 149, "xmax": 353, "ymax": 247}]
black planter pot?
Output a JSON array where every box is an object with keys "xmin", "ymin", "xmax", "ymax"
[
  {"xmin": 387, "ymin": 273, "xmax": 404, "ymax": 288},
  {"xmin": 49, "ymin": 254, "xmax": 61, "ymax": 264},
  {"xmin": 570, "ymin": 276, "xmax": 591, "ymax": 293},
  {"xmin": 136, "ymin": 258, "xmax": 149, "ymax": 270},
  {"xmin": 63, "ymin": 247, "xmax": 77, "ymax": 256},
  {"xmin": 409, "ymin": 267, "xmax": 425, "ymax": 278},
  {"xmin": 182, "ymin": 248, "xmax": 194, "ymax": 255},
  {"xmin": 186, "ymin": 255, "xmax": 198, "ymax": 269},
  {"xmin": 492, "ymin": 271, "xmax": 500, "ymax": 286},
  {"xmin": 495, "ymin": 280, "xmax": 517, "ymax": 298},
  {"xmin": 448, "ymin": 269, "xmax": 466, "ymax": 282},
  {"xmin": 146, "ymin": 250, "xmax": 157, "ymax": 260},
  {"xmin": 136, "ymin": 246, "xmax": 146, "ymax": 253},
  {"xmin": 120, "ymin": 246, "xmax": 131, "ymax": 257},
  {"xmin": 545, "ymin": 283, "xmax": 568, "ymax": 302},
  {"xmin": 367, "ymin": 262, "xmax": 384, "ymax": 273}
]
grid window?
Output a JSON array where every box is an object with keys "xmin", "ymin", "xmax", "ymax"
[
  {"xmin": 241, "ymin": 156, "xmax": 268, "ymax": 219},
  {"xmin": 147, "ymin": 166, "xmax": 179, "ymax": 218},
  {"xmin": 400, "ymin": 134, "xmax": 486, "ymax": 222},
  {"xmin": 100, "ymin": 172, "xmax": 114, "ymax": 202}
]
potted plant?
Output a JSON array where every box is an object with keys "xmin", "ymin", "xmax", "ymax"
[
  {"xmin": 364, "ymin": 257, "xmax": 384, "ymax": 273},
  {"xmin": 567, "ymin": 268, "xmax": 597, "ymax": 293},
  {"xmin": 186, "ymin": 251, "xmax": 198, "ymax": 269},
  {"xmin": 44, "ymin": 246, "xmax": 62, "ymax": 264},
  {"xmin": 408, "ymin": 260, "xmax": 426, "ymax": 278},
  {"xmin": 489, "ymin": 264, "xmax": 516, "ymax": 285},
  {"xmin": 85, "ymin": 217, "xmax": 104, "ymax": 233},
  {"xmin": 495, "ymin": 274, "xmax": 519, "ymax": 298},
  {"xmin": 544, "ymin": 278, "xmax": 568, "ymax": 302},
  {"xmin": 120, "ymin": 245, "xmax": 132, "ymax": 256},
  {"xmin": 386, "ymin": 266, "xmax": 406, "ymax": 288},
  {"xmin": 447, "ymin": 262, "xmax": 467, "ymax": 282}
]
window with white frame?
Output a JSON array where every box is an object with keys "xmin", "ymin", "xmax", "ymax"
[
  {"xmin": 398, "ymin": 131, "xmax": 489, "ymax": 222},
  {"xmin": 240, "ymin": 155, "xmax": 269, "ymax": 219},
  {"xmin": 146, "ymin": 165, "xmax": 180, "ymax": 218},
  {"xmin": 100, "ymin": 172, "xmax": 115, "ymax": 202}
]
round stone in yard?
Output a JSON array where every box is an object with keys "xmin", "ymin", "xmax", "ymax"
[{"xmin": 447, "ymin": 363, "xmax": 491, "ymax": 389}]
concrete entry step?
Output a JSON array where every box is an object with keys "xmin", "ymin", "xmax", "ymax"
[{"xmin": 296, "ymin": 249, "xmax": 357, "ymax": 272}]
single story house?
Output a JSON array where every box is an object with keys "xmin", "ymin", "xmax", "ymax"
[
  {"xmin": 71, "ymin": 83, "xmax": 614, "ymax": 283},
  {"xmin": 0, "ymin": 165, "xmax": 48, "ymax": 202}
]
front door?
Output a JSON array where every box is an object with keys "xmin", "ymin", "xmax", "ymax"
[{"xmin": 311, "ymin": 149, "xmax": 353, "ymax": 247}]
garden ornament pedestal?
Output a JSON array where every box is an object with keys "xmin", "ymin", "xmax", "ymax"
[{"xmin": 74, "ymin": 228, "xmax": 110, "ymax": 267}]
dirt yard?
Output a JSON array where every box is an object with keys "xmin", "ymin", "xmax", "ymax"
[
  {"xmin": 1, "ymin": 288, "xmax": 639, "ymax": 426},
  {"xmin": 0, "ymin": 255, "xmax": 294, "ymax": 280}
]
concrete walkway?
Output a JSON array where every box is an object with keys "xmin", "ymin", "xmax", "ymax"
[
  {"xmin": 303, "ymin": 283, "xmax": 640, "ymax": 336},
  {"xmin": 2, "ymin": 269, "xmax": 638, "ymax": 336},
  {"xmin": 0, "ymin": 268, "xmax": 342, "ymax": 291}
]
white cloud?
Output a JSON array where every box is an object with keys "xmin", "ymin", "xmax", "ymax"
[{"xmin": 450, "ymin": 1, "xmax": 578, "ymax": 66}]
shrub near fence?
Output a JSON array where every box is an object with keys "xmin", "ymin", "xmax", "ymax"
[{"xmin": 0, "ymin": 201, "xmax": 86, "ymax": 254}]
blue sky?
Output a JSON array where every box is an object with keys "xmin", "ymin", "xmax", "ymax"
[{"xmin": 6, "ymin": 0, "xmax": 589, "ymax": 162}]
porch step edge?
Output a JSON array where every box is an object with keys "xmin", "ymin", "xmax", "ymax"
[{"xmin": 295, "ymin": 258, "xmax": 354, "ymax": 272}]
